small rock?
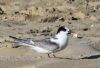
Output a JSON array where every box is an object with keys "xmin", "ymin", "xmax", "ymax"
[
  {"xmin": 71, "ymin": 17, "xmax": 79, "ymax": 20},
  {"xmin": 59, "ymin": 17, "xmax": 65, "ymax": 21},
  {"xmin": 90, "ymin": 25, "xmax": 94, "ymax": 27},
  {"xmin": 83, "ymin": 28, "xmax": 89, "ymax": 31},
  {"xmin": 14, "ymin": 11, "xmax": 19, "ymax": 14},
  {"xmin": 72, "ymin": 33, "xmax": 78, "ymax": 38},
  {"xmin": 72, "ymin": 33, "xmax": 83, "ymax": 39}
]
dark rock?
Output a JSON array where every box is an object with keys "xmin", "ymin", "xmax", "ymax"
[
  {"xmin": 59, "ymin": 17, "xmax": 65, "ymax": 22},
  {"xmin": 71, "ymin": 17, "xmax": 79, "ymax": 20},
  {"xmin": 0, "ymin": 7, "xmax": 4, "ymax": 15},
  {"xmin": 83, "ymin": 28, "xmax": 89, "ymax": 31},
  {"xmin": 15, "ymin": 11, "xmax": 19, "ymax": 14}
]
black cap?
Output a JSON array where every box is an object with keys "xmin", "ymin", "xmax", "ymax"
[{"xmin": 57, "ymin": 26, "xmax": 66, "ymax": 34}]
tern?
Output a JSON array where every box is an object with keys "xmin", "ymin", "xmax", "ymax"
[{"xmin": 9, "ymin": 26, "xmax": 70, "ymax": 58}]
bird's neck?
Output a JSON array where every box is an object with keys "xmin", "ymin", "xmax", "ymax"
[{"xmin": 50, "ymin": 33, "xmax": 68, "ymax": 46}]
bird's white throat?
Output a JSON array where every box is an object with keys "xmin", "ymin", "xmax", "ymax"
[{"xmin": 50, "ymin": 31, "xmax": 68, "ymax": 47}]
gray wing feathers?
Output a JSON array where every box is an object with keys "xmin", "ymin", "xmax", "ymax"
[
  {"xmin": 16, "ymin": 39, "xmax": 34, "ymax": 46},
  {"xmin": 9, "ymin": 36, "xmax": 35, "ymax": 47},
  {"xmin": 34, "ymin": 41, "xmax": 59, "ymax": 51},
  {"xmin": 9, "ymin": 36, "xmax": 59, "ymax": 51}
]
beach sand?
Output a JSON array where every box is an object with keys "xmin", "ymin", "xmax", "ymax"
[{"xmin": 0, "ymin": 0, "xmax": 100, "ymax": 68}]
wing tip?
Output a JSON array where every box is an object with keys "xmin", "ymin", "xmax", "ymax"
[{"xmin": 9, "ymin": 36, "xmax": 18, "ymax": 39}]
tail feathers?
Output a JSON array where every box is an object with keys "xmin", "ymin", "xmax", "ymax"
[
  {"xmin": 9, "ymin": 36, "xmax": 35, "ymax": 47},
  {"xmin": 9, "ymin": 36, "xmax": 19, "ymax": 40}
]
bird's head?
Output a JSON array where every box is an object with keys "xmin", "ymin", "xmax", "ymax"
[{"xmin": 57, "ymin": 26, "xmax": 71, "ymax": 35}]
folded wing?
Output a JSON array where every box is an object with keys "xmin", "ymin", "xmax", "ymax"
[{"xmin": 34, "ymin": 40, "xmax": 59, "ymax": 51}]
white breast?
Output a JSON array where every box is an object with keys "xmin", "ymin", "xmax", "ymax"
[{"xmin": 55, "ymin": 32, "xmax": 68, "ymax": 49}]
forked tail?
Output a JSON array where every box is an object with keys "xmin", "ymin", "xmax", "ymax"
[{"xmin": 9, "ymin": 36, "xmax": 35, "ymax": 47}]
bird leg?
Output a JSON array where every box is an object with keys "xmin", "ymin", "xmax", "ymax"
[
  {"xmin": 48, "ymin": 54, "xmax": 51, "ymax": 58},
  {"xmin": 52, "ymin": 53, "xmax": 56, "ymax": 58},
  {"xmin": 48, "ymin": 53, "xmax": 56, "ymax": 58}
]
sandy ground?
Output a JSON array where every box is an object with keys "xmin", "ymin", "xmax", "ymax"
[{"xmin": 0, "ymin": 0, "xmax": 100, "ymax": 68}]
